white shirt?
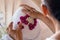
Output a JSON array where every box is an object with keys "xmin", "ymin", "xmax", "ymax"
[{"xmin": 0, "ymin": 20, "xmax": 53, "ymax": 40}]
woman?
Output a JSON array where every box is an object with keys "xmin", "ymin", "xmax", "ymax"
[{"xmin": 7, "ymin": 0, "xmax": 60, "ymax": 40}]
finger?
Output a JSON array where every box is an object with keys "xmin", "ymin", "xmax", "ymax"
[
  {"xmin": 17, "ymin": 22, "xmax": 23, "ymax": 30},
  {"xmin": 20, "ymin": 4, "xmax": 32, "ymax": 9},
  {"xmin": 6, "ymin": 22, "xmax": 13, "ymax": 30},
  {"xmin": 22, "ymin": 9, "xmax": 34, "ymax": 17},
  {"xmin": 22, "ymin": 9, "xmax": 36, "ymax": 18},
  {"xmin": 9, "ymin": 22, "xmax": 13, "ymax": 30},
  {"xmin": 20, "ymin": 4, "xmax": 35, "ymax": 12},
  {"xmin": 22, "ymin": 8, "xmax": 31, "ymax": 14},
  {"xmin": 9, "ymin": 22, "xmax": 13, "ymax": 26},
  {"xmin": 7, "ymin": 22, "xmax": 13, "ymax": 33}
]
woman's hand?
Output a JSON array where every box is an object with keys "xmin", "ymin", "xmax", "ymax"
[
  {"xmin": 6, "ymin": 22, "xmax": 23, "ymax": 40},
  {"xmin": 20, "ymin": 4, "xmax": 42, "ymax": 19}
]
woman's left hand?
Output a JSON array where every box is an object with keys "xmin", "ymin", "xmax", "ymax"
[{"xmin": 20, "ymin": 4, "xmax": 42, "ymax": 19}]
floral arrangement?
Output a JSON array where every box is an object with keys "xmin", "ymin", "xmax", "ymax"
[{"xmin": 20, "ymin": 14, "xmax": 37, "ymax": 30}]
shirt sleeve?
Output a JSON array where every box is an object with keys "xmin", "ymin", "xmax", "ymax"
[
  {"xmin": 0, "ymin": 34, "xmax": 13, "ymax": 40},
  {"xmin": 46, "ymin": 37, "xmax": 56, "ymax": 40}
]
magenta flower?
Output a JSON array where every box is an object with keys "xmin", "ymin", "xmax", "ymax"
[
  {"xmin": 20, "ymin": 14, "xmax": 37, "ymax": 30},
  {"xmin": 20, "ymin": 16, "xmax": 29, "ymax": 25},
  {"xmin": 28, "ymin": 23, "xmax": 35, "ymax": 30}
]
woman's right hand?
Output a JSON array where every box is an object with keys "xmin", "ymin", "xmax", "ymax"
[{"xmin": 6, "ymin": 22, "xmax": 23, "ymax": 40}]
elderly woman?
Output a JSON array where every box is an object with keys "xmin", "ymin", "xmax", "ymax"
[{"xmin": 7, "ymin": 0, "xmax": 60, "ymax": 40}]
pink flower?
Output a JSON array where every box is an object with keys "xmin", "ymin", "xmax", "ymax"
[
  {"xmin": 20, "ymin": 14, "xmax": 37, "ymax": 30},
  {"xmin": 20, "ymin": 16, "xmax": 29, "ymax": 25},
  {"xmin": 28, "ymin": 19, "xmax": 37, "ymax": 30},
  {"xmin": 29, "ymin": 23, "xmax": 35, "ymax": 30}
]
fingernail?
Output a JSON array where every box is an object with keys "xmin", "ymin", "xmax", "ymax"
[
  {"xmin": 17, "ymin": 22, "xmax": 20, "ymax": 24},
  {"xmin": 21, "ymin": 26, "xmax": 24, "ymax": 29}
]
